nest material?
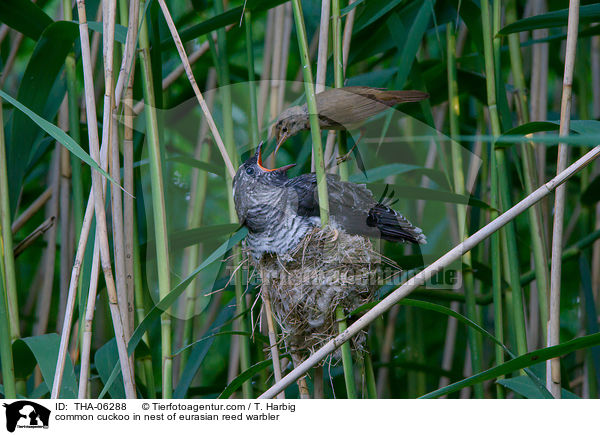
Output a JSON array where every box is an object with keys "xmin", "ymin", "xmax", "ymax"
[{"xmin": 258, "ymin": 226, "xmax": 389, "ymax": 360}]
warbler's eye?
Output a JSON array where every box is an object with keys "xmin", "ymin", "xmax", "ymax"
[
  {"xmin": 245, "ymin": 167, "xmax": 255, "ymax": 176},
  {"xmin": 282, "ymin": 126, "xmax": 288, "ymax": 133}
]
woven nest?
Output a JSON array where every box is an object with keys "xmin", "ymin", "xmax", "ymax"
[{"xmin": 258, "ymin": 226, "xmax": 393, "ymax": 360}]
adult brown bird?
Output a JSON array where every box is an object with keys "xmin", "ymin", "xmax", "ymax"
[{"xmin": 269, "ymin": 86, "xmax": 429, "ymax": 155}]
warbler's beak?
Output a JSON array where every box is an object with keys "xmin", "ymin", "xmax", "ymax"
[
  {"xmin": 274, "ymin": 134, "xmax": 288, "ymax": 157},
  {"xmin": 256, "ymin": 141, "xmax": 296, "ymax": 172}
]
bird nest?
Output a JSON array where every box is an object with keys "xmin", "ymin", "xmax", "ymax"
[{"xmin": 258, "ymin": 226, "xmax": 392, "ymax": 360}]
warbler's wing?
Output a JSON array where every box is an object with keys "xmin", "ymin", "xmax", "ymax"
[{"xmin": 313, "ymin": 87, "xmax": 429, "ymax": 127}]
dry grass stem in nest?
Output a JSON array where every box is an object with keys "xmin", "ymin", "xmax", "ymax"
[{"xmin": 257, "ymin": 226, "xmax": 395, "ymax": 360}]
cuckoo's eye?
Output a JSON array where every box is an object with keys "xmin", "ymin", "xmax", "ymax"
[{"xmin": 245, "ymin": 166, "xmax": 255, "ymax": 176}]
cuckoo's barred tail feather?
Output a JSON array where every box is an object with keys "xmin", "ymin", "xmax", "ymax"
[{"xmin": 366, "ymin": 203, "xmax": 427, "ymax": 245}]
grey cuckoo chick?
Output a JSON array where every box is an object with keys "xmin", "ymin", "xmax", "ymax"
[{"xmin": 233, "ymin": 142, "xmax": 427, "ymax": 261}]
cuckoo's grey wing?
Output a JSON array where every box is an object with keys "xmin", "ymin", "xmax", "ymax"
[{"xmin": 286, "ymin": 174, "xmax": 426, "ymax": 244}]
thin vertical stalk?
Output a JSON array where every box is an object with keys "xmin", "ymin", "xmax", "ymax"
[
  {"xmin": 101, "ymin": 0, "xmax": 135, "ymax": 392},
  {"xmin": 110, "ymin": 112, "xmax": 129, "ymax": 339},
  {"xmin": 548, "ymin": 0, "xmax": 580, "ymax": 398},
  {"xmin": 269, "ymin": 5, "xmax": 285, "ymax": 128},
  {"xmin": 331, "ymin": 0, "xmax": 349, "ymax": 181},
  {"xmin": 57, "ymin": 103, "xmax": 72, "ymax": 332},
  {"xmin": 530, "ymin": 0, "xmax": 550, "ymax": 250},
  {"xmin": 276, "ymin": 4, "xmax": 292, "ymax": 115},
  {"xmin": 123, "ymin": 65, "xmax": 136, "ymax": 338},
  {"xmin": 315, "ymin": 0, "xmax": 331, "ymax": 172},
  {"xmin": 33, "ymin": 146, "xmax": 59, "ymax": 336},
  {"xmin": 0, "ymin": 261, "xmax": 16, "ymax": 398},
  {"xmin": 313, "ymin": 366, "xmax": 324, "ymax": 398},
  {"xmin": 291, "ymin": 0, "xmax": 330, "ymax": 225},
  {"xmin": 315, "ymin": 0, "xmax": 331, "ymax": 94},
  {"xmin": 63, "ymin": 0, "xmax": 86, "ymax": 364},
  {"xmin": 0, "ymin": 33, "xmax": 24, "ymax": 88},
  {"xmin": 114, "ymin": 0, "xmax": 140, "ymax": 108},
  {"xmin": 263, "ymin": 293, "xmax": 285, "ymax": 399},
  {"xmin": 490, "ymin": 135, "xmax": 504, "ymax": 398},
  {"xmin": 291, "ymin": 353, "xmax": 310, "ymax": 399},
  {"xmin": 342, "ymin": 0, "xmax": 356, "ymax": 75},
  {"xmin": 0, "ymin": 98, "xmax": 19, "ymax": 341},
  {"xmin": 118, "ymin": 0, "xmax": 139, "ymax": 338},
  {"xmin": 244, "ymin": 11, "xmax": 259, "ymax": 145},
  {"xmin": 376, "ymin": 305, "xmax": 398, "ymax": 397},
  {"xmin": 336, "ymin": 306, "xmax": 356, "ymax": 398},
  {"xmin": 78, "ymin": 239, "xmax": 100, "ymax": 398},
  {"xmin": 181, "ymin": 71, "xmax": 215, "ymax": 371},
  {"xmin": 331, "ymin": 0, "xmax": 343, "ymax": 91},
  {"xmin": 211, "ymin": 0, "xmax": 253, "ymax": 399},
  {"xmin": 132, "ymin": 210, "xmax": 156, "ymax": 398},
  {"xmin": 63, "ymin": 0, "xmax": 83, "ymax": 256},
  {"xmin": 481, "ymin": 0, "xmax": 527, "ymax": 356},
  {"xmin": 506, "ymin": 0, "xmax": 549, "ymax": 344},
  {"xmin": 406, "ymin": 305, "xmax": 417, "ymax": 397},
  {"xmin": 447, "ymin": 23, "xmax": 483, "ymax": 398},
  {"xmin": 90, "ymin": 4, "xmax": 103, "ymax": 98},
  {"xmin": 438, "ymin": 301, "xmax": 459, "ymax": 394},
  {"xmin": 0, "ymin": 96, "xmax": 17, "ymax": 398},
  {"xmin": 292, "ymin": 30, "xmax": 319, "ymax": 94},
  {"xmin": 364, "ymin": 351, "xmax": 377, "ymax": 398},
  {"xmin": 60, "ymin": 0, "xmax": 81, "ymax": 340},
  {"xmin": 70, "ymin": 0, "xmax": 135, "ymax": 398},
  {"xmin": 54, "ymin": 196, "xmax": 97, "ymax": 395},
  {"xmin": 258, "ymin": 9, "xmax": 275, "ymax": 130},
  {"xmin": 330, "ymin": 0, "xmax": 354, "ymax": 397},
  {"xmin": 139, "ymin": 1, "xmax": 173, "ymax": 398}
]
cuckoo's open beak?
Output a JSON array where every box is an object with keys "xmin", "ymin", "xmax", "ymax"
[{"xmin": 256, "ymin": 141, "xmax": 296, "ymax": 172}]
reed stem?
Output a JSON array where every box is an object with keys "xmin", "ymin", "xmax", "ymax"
[
  {"xmin": 263, "ymin": 292, "xmax": 285, "ymax": 399},
  {"xmin": 244, "ymin": 11, "xmax": 259, "ymax": 145},
  {"xmin": 315, "ymin": 0, "xmax": 330, "ymax": 94},
  {"xmin": 548, "ymin": 0, "xmax": 580, "ymax": 398},
  {"xmin": 139, "ymin": 1, "xmax": 173, "ymax": 398},
  {"xmin": 506, "ymin": 0, "xmax": 549, "ymax": 344},
  {"xmin": 332, "ymin": 0, "xmax": 349, "ymax": 181},
  {"xmin": 0, "ymin": 97, "xmax": 19, "ymax": 341},
  {"xmin": 291, "ymin": 0, "xmax": 330, "ymax": 225},
  {"xmin": 0, "ymin": 264, "xmax": 16, "ymax": 398},
  {"xmin": 133, "ymin": 210, "xmax": 156, "ymax": 398},
  {"xmin": 0, "ymin": 97, "xmax": 17, "ymax": 398},
  {"xmin": 447, "ymin": 23, "xmax": 483, "ymax": 398},
  {"xmin": 210, "ymin": 0, "xmax": 253, "ymax": 398},
  {"xmin": 364, "ymin": 350, "xmax": 377, "ymax": 398},
  {"xmin": 336, "ymin": 306, "xmax": 356, "ymax": 398},
  {"xmin": 62, "ymin": 0, "xmax": 84, "ymax": 243},
  {"xmin": 480, "ymin": 0, "xmax": 527, "ymax": 356}
]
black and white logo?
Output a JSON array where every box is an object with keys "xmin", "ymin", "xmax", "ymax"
[{"xmin": 2, "ymin": 401, "xmax": 50, "ymax": 432}]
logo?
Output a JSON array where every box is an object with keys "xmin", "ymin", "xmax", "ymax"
[{"xmin": 2, "ymin": 401, "xmax": 50, "ymax": 432}]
